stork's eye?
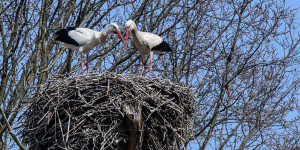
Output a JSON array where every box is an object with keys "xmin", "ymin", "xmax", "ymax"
[{"xmin": 112, "ymin": 26, "xmax": 116, "ymax": 29}]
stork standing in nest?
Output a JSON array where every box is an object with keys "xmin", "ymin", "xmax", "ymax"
[
  {"xmin": 55, "ymin": 23, "xmax": 124, "ymax": 74},
  {"xmin": 125, "ymin": 20, "xmax": 172, "ymax": 77}
]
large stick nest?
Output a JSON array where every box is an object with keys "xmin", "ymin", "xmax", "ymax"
[{"xmin": 23, "ymin": 72, "xmax": 195, "ymax": 150}]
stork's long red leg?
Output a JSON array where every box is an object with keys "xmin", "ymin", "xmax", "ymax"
[
  {"xmin": 141, "ymin": 57, "xmax": 145, "ymax": 76},
  {"xmin": 149, "ymin": 56, "xmax": 152, "ymax": 78},
  {"xmin": 80, "ymin": 53, "xmax": 84, "ymax": 74},
  {"xmin": 86, "ymin": 54, "xmax": 89, "ymax": 74}
]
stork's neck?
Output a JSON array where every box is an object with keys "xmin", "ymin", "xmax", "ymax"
[
  {"xmin": 97, "ymin": 29, "xmax": 108, "ymax": 44},
  {"xmin": 130, "ymin": 28, "xmax": 140, "ymax": 39}
]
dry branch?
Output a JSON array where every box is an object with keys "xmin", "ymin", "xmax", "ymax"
[{"xmin": 22, "ymin": 72, "xmax": 195, "ymax": 150}]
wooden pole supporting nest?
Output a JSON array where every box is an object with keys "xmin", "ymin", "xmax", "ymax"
[{"xmin": 22, "ymin": 72, "xmax": 195, "ymax": 150}]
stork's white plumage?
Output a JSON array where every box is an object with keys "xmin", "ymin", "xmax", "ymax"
[
  {"xmin": 125, "ymin": 20, "xmax": 172, "ymax": 77},
  {"xmin": 55, "ymin": 23, "xmax": 124, "ymax": 74}
]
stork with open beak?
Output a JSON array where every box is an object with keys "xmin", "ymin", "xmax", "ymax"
[
  {"xmin": 125, "ymin": 20, "xmax": 172, "ymax": 77},
  {"xmin": 55, "ymin": 23, "xmax": 125, "ymax": 74}
]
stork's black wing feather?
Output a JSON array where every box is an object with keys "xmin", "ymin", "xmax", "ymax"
[
  {"xmin": 151, "ymin": 41, "xmax": 172, "ymax": 52},
  {"xmin": 67, "ymin": 27, "xmax": 77, "ymax": 30},
  {"xmin": 55, "ymin": 27, "xmax": 80, "ymax": 46}
]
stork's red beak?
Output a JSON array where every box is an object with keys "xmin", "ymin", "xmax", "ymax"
[
  {"xmin": 126, "ymin": 29, "xmax": 131, "ymax": 48},
  {"xmin": 115, "ymin": 30, "xmax": 125, "ymax": 43}
]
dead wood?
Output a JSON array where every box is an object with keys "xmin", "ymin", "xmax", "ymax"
[{"xmin": 22, "ymin": 72, "xmax": 195, "ymax": 150}]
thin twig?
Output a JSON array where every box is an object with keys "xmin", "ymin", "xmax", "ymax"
[{"xmin": 0, "ymin": 108, "xmax": 27, "ymax": 150}]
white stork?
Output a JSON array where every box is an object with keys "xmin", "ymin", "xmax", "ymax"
[
  {"xmin": 55, "ymin": 23, "xmax": 124, "ymax": 74},
  {"xmin": 125, "ymin": 20, "xmax": 172, "ymax": 77}
]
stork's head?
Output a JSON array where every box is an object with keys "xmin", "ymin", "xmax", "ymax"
[
  {"xmin": 108, "ymin": 23, "xmax": 125, "ymax": 43},
  {"xmin": 125, "ymin": 20, "xmax": 137, "ymax": 48}
]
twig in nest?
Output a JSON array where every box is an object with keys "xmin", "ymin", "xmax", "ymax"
[{"xmin": 22, "ymin": 72, "xmax": 195, "ymax": 150}]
